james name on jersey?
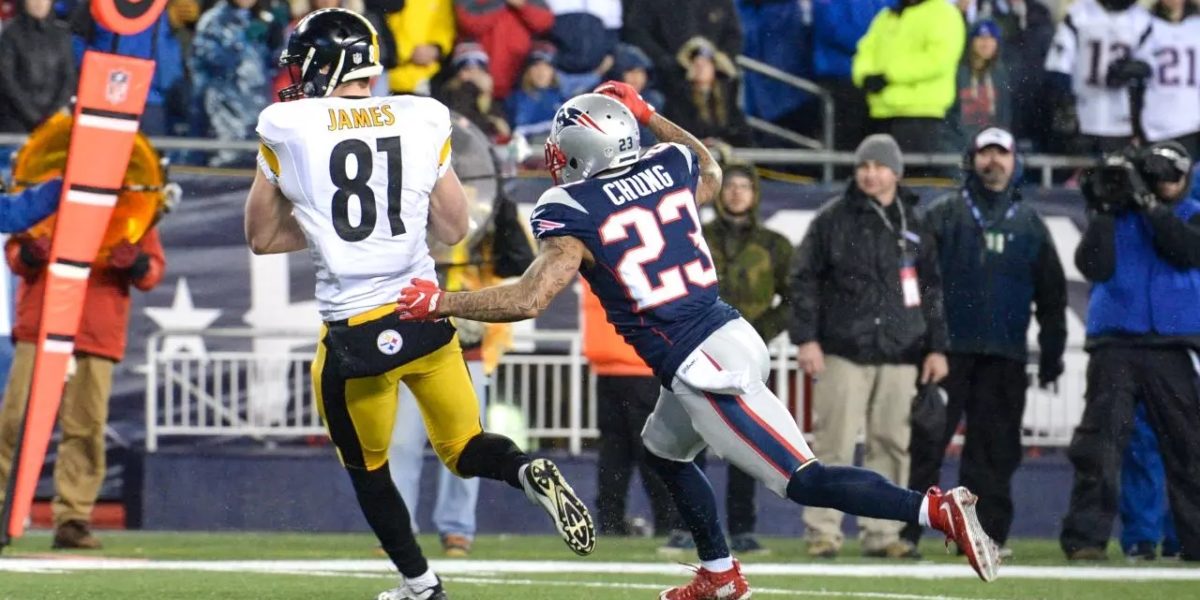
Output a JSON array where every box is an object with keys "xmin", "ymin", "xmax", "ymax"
[{"xmin": 325, "ymin": 105, "xmax": 398, "ymax": 131}]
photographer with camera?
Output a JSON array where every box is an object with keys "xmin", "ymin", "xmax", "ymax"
[{"xmin": 1060, "ymin": 141, "xmax": 1200, "ymax": 561}]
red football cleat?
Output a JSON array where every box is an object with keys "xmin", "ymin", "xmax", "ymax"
[
  {"xmin": 927, "ymin": 486, "xmax": 1001, "ymax": 582},
  {"xmin": 659, "ymin": 559, "xmax": 752, "ymax": 600}
]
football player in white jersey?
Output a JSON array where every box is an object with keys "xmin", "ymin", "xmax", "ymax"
[
  {"xmin": 1141, "ymin": 0, "xmax": 1200, "ymax": 157},
  {"xmin": 1044, "ymin": 0, "xmax": 1154, "ymax": 154},
  {"xmin": 242, "ymin": 9, "xmax": 594, "ymax": 600}
]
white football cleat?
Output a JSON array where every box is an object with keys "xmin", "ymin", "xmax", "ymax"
[
  {"xmin": 522, "ymin": 458, "xmax": 596, "ymax": 556},
  {"xmin": 376, "ymin": 575, "xmax": 447, "ymax": 600},
  {"xmin": 927, "ymin": 486, "xmax": 1001, "ymax": 582}
]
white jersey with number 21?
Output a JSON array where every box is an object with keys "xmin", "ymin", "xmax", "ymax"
[{"xmin": 1141, "ymin": 15, "xmax": 1200, "ymax": 142}]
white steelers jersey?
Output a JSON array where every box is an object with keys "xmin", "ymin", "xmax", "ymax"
[
  {"xmin": 1045, "ymin": 0, "xmax": 1154, "ymax": 137},
  {"xmin": 256, "ymin": 95, "xmax": 452, "ymax": 321},
  {"xmin": 1141, "ymin": 15, "xmax": 1200, "ymax": 142}
]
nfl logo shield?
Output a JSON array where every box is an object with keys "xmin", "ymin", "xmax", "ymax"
[
  {"xmin": 106, "ymin": 69, "xmax": 130, "ymax": 105},
  {"xmin": 352, "ymin": 52, "xmax": 363, "ymax": 65}
]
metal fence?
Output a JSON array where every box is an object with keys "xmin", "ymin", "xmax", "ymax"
[
  {"xmin": 145, "ymin": 328, "xmax": 1086, "ymax": 453},
  {"xmin": 0, "ymin": 133, "xmax": 1096, "ymax": 188}
]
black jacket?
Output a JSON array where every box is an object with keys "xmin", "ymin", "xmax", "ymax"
[
  {"xmin": 621, "ymin": 0, "xmax": 742, "ymax": 110},
  {"xmin": 922, "ymin": 176, "xmax": 1067, "ymax": 369},
  {"xmin": 790, "ymin": 183, "xmax": 948, "ymax": 365},
  {"xmin": 0, "ymin": 14, "xmax": 76, "ymax": 132}
]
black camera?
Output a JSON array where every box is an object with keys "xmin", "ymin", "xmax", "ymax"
[
  {"xmin": 1080, "ymin": 149, "xmax": 1152, "ymax": 213},
  {"xmin": 1081, "ymin": 143, "xmax": 1192, "ymax": 214}
]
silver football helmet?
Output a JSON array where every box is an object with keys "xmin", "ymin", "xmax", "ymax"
[{"xmin": 544, "ymin": 93, "xmax": 641, "ymax": 185}]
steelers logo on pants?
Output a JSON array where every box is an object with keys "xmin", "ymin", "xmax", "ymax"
[{"xmin": 376, "ymin": 329, "xmax": 403, "ymax": 355}]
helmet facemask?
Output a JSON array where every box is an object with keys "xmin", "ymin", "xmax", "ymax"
[
  {"xmin": 278, "ymin": 55, "xmax": 319, "ymax": 102},
  {"xmin": 545, "ymin": 140, "xmax": 569, "ymax": 185}
]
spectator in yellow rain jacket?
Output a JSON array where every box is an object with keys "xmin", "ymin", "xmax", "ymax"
[
  {"xmin": 852, "ymin": 0, "xmax": 965, "ymax": 172},
  {"xmin": 387, "ymin": 0, "xmax": 456, "ymax": 95}
]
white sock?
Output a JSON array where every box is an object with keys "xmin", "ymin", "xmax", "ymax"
[
  {"xmin": 405, "ymin": 569, "xmax": 439, "ymax": 591},
  {"xmin": 918, "ymin": 495, "xmax": 931, "ymax": 528},
  {"xmin": 701, "ymin": 556, "xmax": 734, "ymax": 573},
  {"xmin": 518, "ymin": 463, "xmax": 530, "ymax": 487}
]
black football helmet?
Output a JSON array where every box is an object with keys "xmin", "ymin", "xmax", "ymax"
[
  {"xmin": 278, "ymin": 8, "xmax": 382, "ymax": 101},
  {"xmin": 1097, "ymin": 0, "xmax": 1138, "ymax": 11}
]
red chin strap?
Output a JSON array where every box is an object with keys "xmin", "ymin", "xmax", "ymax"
[{"xmin": 545, "ymin": 140, "xmax": 567, "ymax": 185}]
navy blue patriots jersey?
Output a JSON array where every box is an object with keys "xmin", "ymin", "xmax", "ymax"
[{"xmin": 531, "ymin": 143, "xmax": 739, "ymax": 384}]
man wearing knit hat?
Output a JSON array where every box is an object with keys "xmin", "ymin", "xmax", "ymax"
[{"xmin": 790, "ymin": 133, "xmax": 949, "ymax": 559}]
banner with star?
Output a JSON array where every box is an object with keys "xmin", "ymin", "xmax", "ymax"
[{"xmin": 1, "ymin": 4, "xmax": 162, "ymax": 546}]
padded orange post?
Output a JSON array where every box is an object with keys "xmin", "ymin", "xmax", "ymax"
[
  {"xmin": 2, "ymin": 51, "xmax": 155, "ymax": 544},
  {"xmin": 91, "ymin": 0, "xmax": 170, "ymax": 35}
]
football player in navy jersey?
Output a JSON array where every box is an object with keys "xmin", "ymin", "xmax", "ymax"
[{"xmin": 396, "ymin": 81, "xmax": 1000, "ymax": 597}]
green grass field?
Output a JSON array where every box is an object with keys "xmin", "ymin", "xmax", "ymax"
[{"xmin": 1, "ymin": 532, "xmax": 1197, "ymax": 599}]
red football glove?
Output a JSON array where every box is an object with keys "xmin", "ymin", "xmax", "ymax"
[
  {"xmin": 395, "ymin": 278, "xmax": 444, "ymax": 320},
  {"xmin": 594, "ymin": 80, "xmax": 655, "ymax": 125},
  {"xmin": 108, "ymin": 239, "xmax": 141, "ymax": 269}
]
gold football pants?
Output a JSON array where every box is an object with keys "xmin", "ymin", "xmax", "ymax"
[{"xmin": 312, "ymin": 306, "xmax": 483, "ymax": 473}]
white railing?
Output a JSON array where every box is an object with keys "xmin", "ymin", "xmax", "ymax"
[{"xmin": 145, "ymin": 329, "xmax": 1086, "ymax": 452}]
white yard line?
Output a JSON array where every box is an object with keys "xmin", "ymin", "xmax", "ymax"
[
  {"xmin": 449, "ymin": 575, "xmax": 1000, "ymax": 600},
  {"xmin": 0, "ymin": 558, "xmax": 1197, "ymax": 582}
]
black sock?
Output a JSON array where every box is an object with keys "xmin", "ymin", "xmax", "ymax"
[
  {"xmin": 346, "ymin": 462, "xmax": 427, "ymax": 578},
  {"xmin": 644, "ymin": 451, "xmax": 730, "ymax": 561},
  {"xmin": 455, "ymin": 432, "xmax": 529, "ymax": 490},
  {"xmin": 786, "ymin": 461, "xmax": 924, "ymax": 523}
]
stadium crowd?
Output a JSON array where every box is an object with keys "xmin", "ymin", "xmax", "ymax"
[{"xmin": 1, "ymin": 0, "xmax": 1196, "ymax": 164}]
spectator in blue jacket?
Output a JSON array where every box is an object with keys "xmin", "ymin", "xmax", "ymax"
[
  {"xmin": 190, "ymin": 0, "xmax": 282, "ymax": 167},
  {"xmin": 737, "ymin": 0, "xmax": 813, "ymax": 138},
  {"xmin": 606, "ymin": 43, "xmax": 665, "ymax": 146},
  {"xmin": 1061, "ymin": 141, "xmax": 1200, "ymax": 562},
  {"xmin": 904, "ymin": 127, "xmax": 1066, "ymax": 555},
  {"xmin": 506, "ymin": 42, "xmax": 566, "ymax": 140},
  {"xmin": 69, "ymin": 7, "xmax": 186, "ymax": 136},
  {"xmin": 1116, "ymin": 162, "xmax": 1200, "ymax": 562},
  {"xmin": 0, "ymin": 179, "xmax": 61, "ymax": 232},
  {"xmin": 811, "ymin": 0, "xmax": 891, "ymax": 150},
  {"xmin": 549, "ymin": 0, "xmax": 621, "ymax": 96}
]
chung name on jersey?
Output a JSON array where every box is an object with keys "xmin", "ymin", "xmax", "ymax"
[{"xmin": 601, "ymin": 165, "xmax": 676, "ymax": 205}]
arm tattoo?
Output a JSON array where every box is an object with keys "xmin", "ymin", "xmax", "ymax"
[
  {"xmin": 646, "ymin": 113, "xmax": 722, "ymax": 205},
  {"xmin": 439, "ymin": 236, "xmax": 584, "ymax": 322}
]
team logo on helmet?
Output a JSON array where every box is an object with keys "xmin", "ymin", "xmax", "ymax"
[{"xmin": 555, "ymin": 107, "xmax": 606, "ymax": 133}]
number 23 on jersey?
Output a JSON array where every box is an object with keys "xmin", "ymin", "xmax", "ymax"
[{"xmin": 600, "ymin": 189, "xmax": 717, "ymax": 311}]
